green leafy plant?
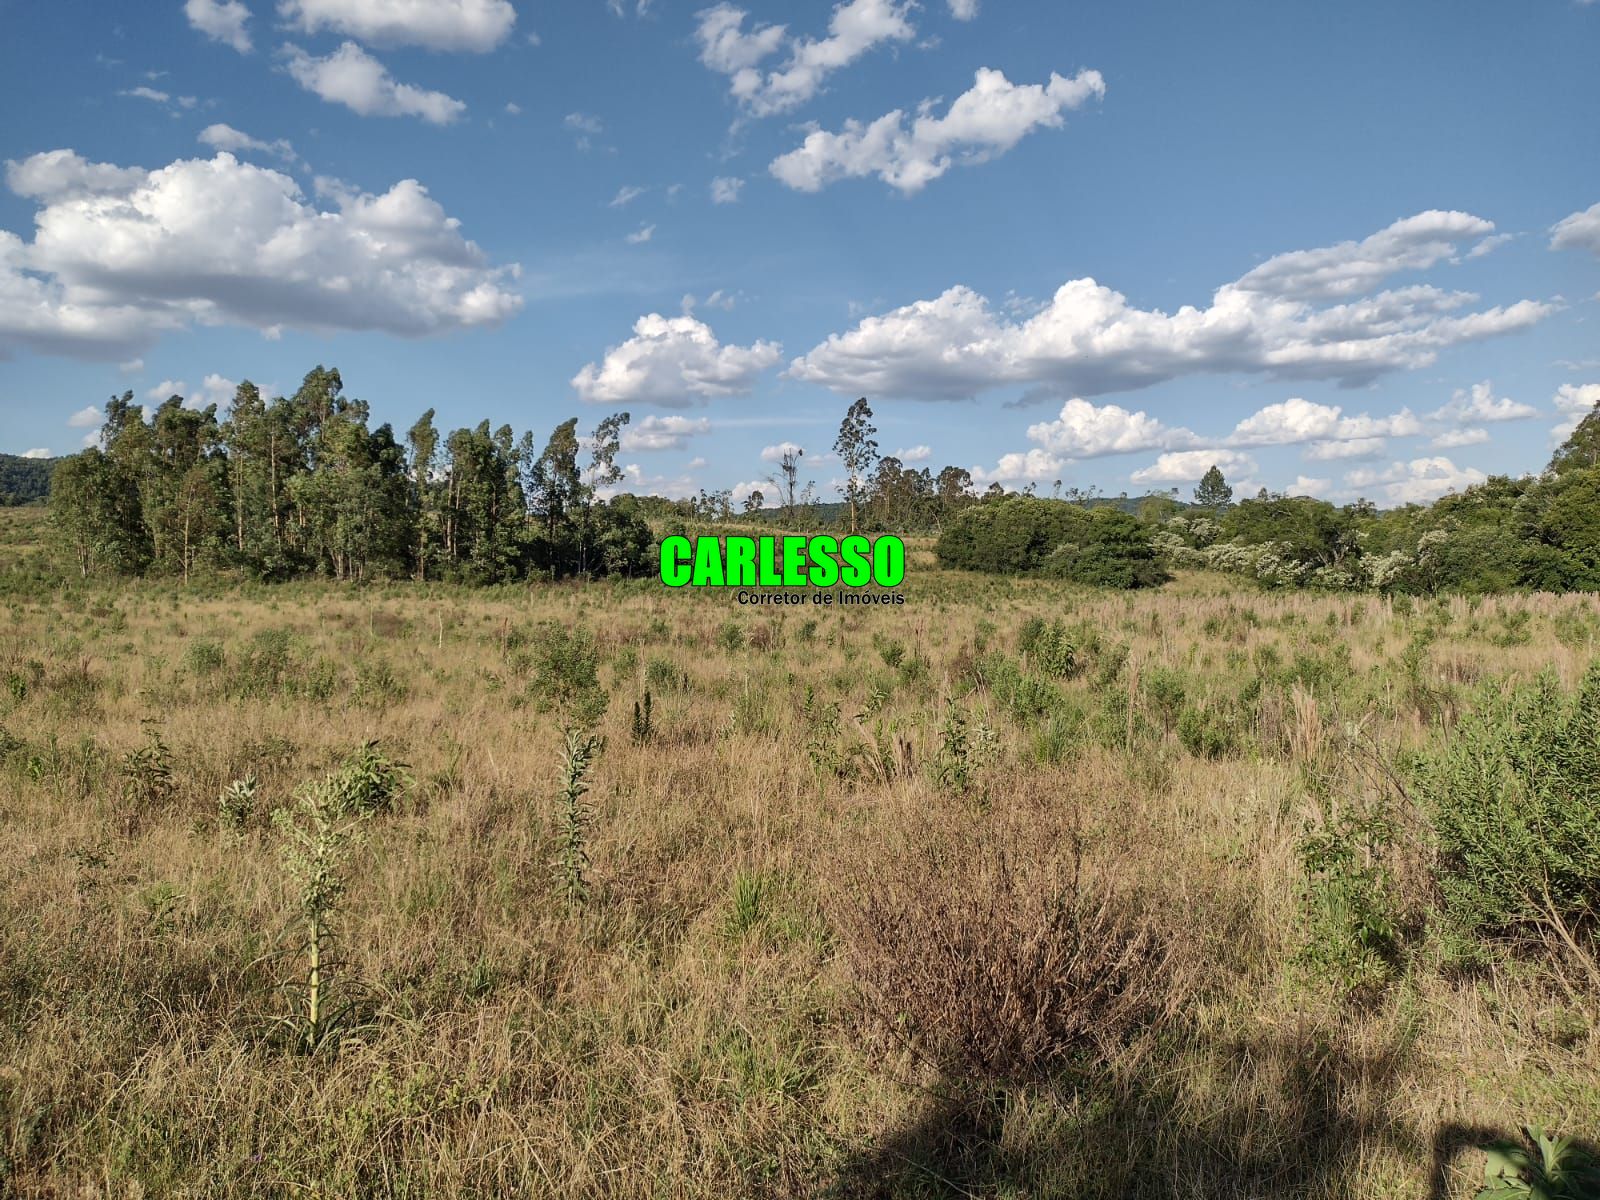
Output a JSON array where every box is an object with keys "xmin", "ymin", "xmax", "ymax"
[
  {"xmin": 1477, "ymin": 1127, "xmax": 1600, "ymax": 1199},
  {"xmin": 120, "ymin": 723, "xmax": 173, "ymax": 811},
  {"xmin": 1295, "ymin": 798, "xmax": 1402, "ymax": 996},
  {"xmin": 1415, "ymin": 663, "xmax": 1600, "ymax": 956},
  {"xmin": 218, "ymin": 772, "xmax": 258, "ymax": 832},
  {"xmin": 554, "ymin": 728, "xmax": 601, "ymax": 914}
]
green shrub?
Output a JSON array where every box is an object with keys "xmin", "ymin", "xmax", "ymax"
[
  {"xmin": 1296, "ymin": 800, "xmax": 1402, "ymax": 996},
  {"xmin": 1017, "ymin": 617, "xmax": 1077, "ymax": 678},
  {"xmin": 1414, "ymin": 664, "xmax": 1600, "ymax": 952},
  {"xmin": 528, "ymin": 623, "xmax": 608, "ymax": 726}
]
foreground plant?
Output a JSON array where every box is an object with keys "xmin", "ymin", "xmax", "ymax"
[
  {"xmin": 1477, "ymin": 1127, "xmax": 1600, "ymax": 1199},
  {"xmin": 554, "ymin": 728, "xmax": 601, "ymax": 914}
]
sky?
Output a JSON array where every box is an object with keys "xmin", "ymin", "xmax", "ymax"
[{"xmin": 1, "ymin": 0, "xmax": 1598, "ymax": 508}]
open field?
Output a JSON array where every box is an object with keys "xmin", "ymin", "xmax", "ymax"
[{"xmin": 1, "ymin": 517, "xmax": 1598, "ymax": 1197}]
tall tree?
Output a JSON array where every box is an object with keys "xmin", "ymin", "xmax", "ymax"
[
  {"xmin": 1194, "ymin": 464, "xmax": 1234, "ymax": 509},
  {"xmin": 834, "ymin": 397, "xmax": 878, "ymax": 534},
  {"xmin": 406, "ymin": 408, "xmax": 440, "ymax": 580},
  {"xmin": 767, "ymin": 447, "xmax": 803, "ymax": 524}
]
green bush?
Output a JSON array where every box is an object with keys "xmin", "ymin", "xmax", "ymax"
[
  {"xmin": 527, "ymin": 623, "xmax": 608, "ymax": 726},
  {"xmin": 1414, "ymin": 663, "xmax": 1600, "ymax": 952},
  {"xmin": 935, "ymin": 496, "xmax": 1167, "ymax": 588},
  {"xmin": 1296, "ymin": 800, "xmax": 1402, "ymax": 996}
]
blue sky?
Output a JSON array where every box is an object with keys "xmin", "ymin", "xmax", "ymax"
[{"xmin": 1, "ymin": 0, "xmax": 1598, "ymax": 506}]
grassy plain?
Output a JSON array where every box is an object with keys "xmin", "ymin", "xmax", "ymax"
[{"xmin": 1, "ymin": 508, "xmax": 1597, "ymax": 1198}]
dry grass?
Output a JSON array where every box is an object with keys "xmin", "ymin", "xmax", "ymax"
[{"xmin": 0, "ymin": 514, "xmax": 1597, "ymax": 1196}]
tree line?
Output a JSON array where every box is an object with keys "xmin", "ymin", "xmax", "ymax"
[
  {"xmin": 41, "ymin": 366, "xmax": 1600, "ymax": 593},
  {"xmin": 49, "ymin": 367, "xmax": 653, "ymax": 583}
]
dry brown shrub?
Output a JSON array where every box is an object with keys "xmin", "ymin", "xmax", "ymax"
[{"xmin": 827, "ymin": 807, "xmax": 1185, "ymax": 1084}]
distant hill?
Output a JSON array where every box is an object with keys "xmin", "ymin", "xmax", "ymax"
[{"xmin": 0, "ymin": 453, "xmax": 56, "ymax": 506}]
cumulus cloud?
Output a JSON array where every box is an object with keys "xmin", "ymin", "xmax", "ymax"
[
  {"xmin": 695, "ymin": 0, "xmax": 915, "ymax": 117},
  {"xmin": 186, "ymin": 0, "xmax": 253, "ymax": 53},
  {"xmin": 1429, "ymin": 380, "xmax": 1536, "ymax": 423},
  {"xmin": 198, "ymin": 123, "xmax": 298, "ymax": 164},
  {"xmin": 731, "ymin": 479, "xmax": 774, "ymax": 506},
  {"xmin": 771, "ymin": 67, "xmax": 1105, "ymax": 194},
  {"xmin": 1130, "ymin": 448, "xmax": 1257, "ymax": 486},
  {"xmin": 1303, "ymin": 437, "xmax": 1387, "ymax": 461},
  {"xmin": 0, "ymin": 150, "xmax": 521, "ymax": 360},
  {"xmin": 625, "ymin": 223, "xmax": 655, "ymax": 244},
  {"xmin": 788, "ymin": 212, "xmax": 1551, "ymax": 400},
  {"xmin": 284, "ymin": 42, "xmax": 466, "ymax": 124},
  {"xmin": 571, "ymin": 314, "xmax": 781, "ymax": 407},
  {"xmin": 1550, "ymin": 201, "xmax": 1600, "ymax": 256},
  {"xmin": 21, "ymin": 448, "xmax": 51, "ymax": 459},
  {"xmin": 67, "ymin": 404, "xmax": 102, "ymax": 428},
  {"xmin": 1227, "ymin": 397, "xmax": 1422, "ymax": 446},
  {"xmin": 620, "ymin": 414, "xmax": 712, "ymax": 451},
  {"xmin": 278, "ymin": 0, "xmax": 516, "ymax": 51},
  {"xmin": 1344, "ymin": 456, "xmax": 1486, "ymax": 505},
  {"xmin": 1429, "ymin": 427, "xmax": 1489, "ymax": 449},
  {"xmin": 895, "ymin": 444, "xmax": 931, "ymax": 462},
  {"xmin": 1553, "ymin": 382, "xmax": 1600, "ymax": 439},
  {"xmin": 710, "ymin": 176, "xmax": 744, "ymax": 204},
  {"xmin": 760, "ymin": 440, "xmax": 804, "ymax": 462},
  {"xmin": 1026, "ymin": 396, "xmax": 1193, "ymax": 458},
  {"xmin": 948, "ymin": 0, "xmax": 979, "ymax": 17}
]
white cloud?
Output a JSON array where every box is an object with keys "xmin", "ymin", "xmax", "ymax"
[
  {"xmin": 21, "ymin": 447, "xmax": 51, "ymax": 459},
  {"xmin": 565, "ymin": 112, "xmax": 604, "ymax": 134},
  {"xmin": 620, "ymin": 414, "xmax": 712, "ymax": 451},
  {"xmin": 198, "ymin": 373, "xmax": 237, "ymax": 406},
  {"xmin": 5, "ymin": 151, "xmax": 145, "ymax": 200},
  {"xmin": 683, "ymin": 288, "xmax": 739, "ymax": 313},
  {"xmin": 948, "ymin": 0, "xmax": 979, "ymax": 18},
  {"xmin": 278, "ymin": 0, "xmax": 516, "ymax": 51},
  {"xmin": 118, "ymin": 358, "xmax": 144, "ymax": 373},
  {"xmin": 120, "ymin": 86, "xmax": 176, "ymax": 105},
  {"xmin": 1026, "ymin": 396, "xmax": 1192, "ymax": 459},
  {"xmin": 1429, "ymin": 427, "xmax": 1489, "ymax": 449},
  {"xmin": 0, "ymin": 150, "xmax": 520, "ymax": 359},
  {"xmin": 1344, "ymin": 456, "xmax": 1486, "ymax": 505},
  {"xmin": 970, "ymin": 447, "xmax": 1067, "ymax": 484},
  {"xmin": 146, "ymin": 379, "xmax": 187, "ymax": 400},
  {"xmin": 1233, "ymin": 211, "xmax": 1495, "ymax": 301},
  {"xmin": 1227, "ymin": 397, "xmax": 1421, "ymax": 446},
  {"xmin": 504, "ymin": 101, "xmax": 522, "ymax": 115},
  {"xmin": 788, "ymin": 212, "xmax": 1550, "ymax": 399},
  {"xmin": 603, "ymin": 463, "xmax": 699, "ymax": 501},
  {"xmin": 1550, "ymin": 201, "xmax": 1600, "ymax": 257},
  {"xmin": 1429, "ymin": 380, "xmax": 1536, "ymax": 423},
  {"xmin": 710, "ymin": 176, "xmax": 744, "ymax": 204},
  {"xmin": 67, "ymin": 404, "xmax": 102, "ymax": 428},
  {"xmin": 1303, "ymin": 437, "xmax": 1387, "ymax": 461},
  {"xmin": 572, "ymin": 314, "xmax": 781, "ymax": 408},
  {"xmin": 186, "ymin": 0, "xmax": 253, "ymax": 53},
  {"xmin": 1553, "ymin": 382, "xmax": 1600, "ymax": 439},
  {"xmin": 696, "ymin": 0, "xmax": 916, "ymax": 117},
  {"xmin": 198, "ymin": 123, "xmax": 298, "ymax": 164},
  {"xmin": 731, "ymin": 479, "xmax": 773, "ymax": 506},
  {"xmin": 625, "ymin": 223, "xmax": 655, "ymax": 244},
  {"xmin": 609, "ymin": 185, "xmax": 646, "ymax": 208},
  {"xmin": 770, "ymin": 67, "xmax": 1104, "ymax": 194},
  {"xmin": 895, "ymin": 444, "xmax": 931, "ymax": 462},
  {"xmin": 284, "ymin": 42, "xmax": 466, "ymax": 124},
  {"xmin": 1287, "ymin": 475, "xmax": 1333, "ymax": 497},
  {"xmin": 1130, "ymin": 449, "xmax": 1257, "ymax": 485},
  {"xmin": 1555, "ymin": 382, "xmax": 1600, "ymax": 414},
  {"xmin": 760, "ymin": 440, "xmax": 805, "ymax": 462}
]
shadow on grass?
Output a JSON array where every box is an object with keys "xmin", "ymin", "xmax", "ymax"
[{"xmin": 824, "ymin": 1028, "xmax": 1505, "ymax": 1199}]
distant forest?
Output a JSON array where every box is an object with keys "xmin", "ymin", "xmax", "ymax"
[
  {"xmin": 31, "ymin": 364, "xmax": 1600, "ymax": 593},
  {"xmin": 0, "ymin": 453, "xmax": 54, "ymax": 506}
]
